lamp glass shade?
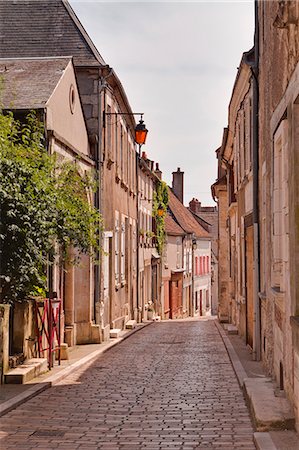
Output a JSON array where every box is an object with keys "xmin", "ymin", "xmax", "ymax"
[{"xmin": 135, "ymin": 119, "xmax": 148, "ymax": 145}]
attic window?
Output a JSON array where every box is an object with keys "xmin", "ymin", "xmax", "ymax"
[{"xmin": 69, "ymin": 84, "xmax": 76, "ymax": 114}]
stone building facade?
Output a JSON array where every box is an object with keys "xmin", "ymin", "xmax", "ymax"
[
  {"xmin": 212, "ymin": 0, "xmax": 299, "ymax": 431},
  {"xmin": 0, "ymin": 57, "xmax": 99, "ymax": 358},
  {"xmin": 257, "ymin": 0, "xmax": 299, "ymax": 429},
  {"xmin": 137, "ymin": 156, "xmax": 161, "ymax": 321},
  {"xmin": 0, "ymin": 0, "xmax": 140, "ymax": 343}
]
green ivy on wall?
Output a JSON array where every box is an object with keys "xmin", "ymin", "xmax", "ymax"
[
  {"xmin": 152, "ymin": 180, "xmax": 169, "ymax": 255},
  {"xmin": 0, "ymin": 110, "xmax": 103, "ymax": 304}
]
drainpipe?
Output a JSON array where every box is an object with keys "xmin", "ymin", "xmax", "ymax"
[{"xmin": 252, "ymin": 0, "xmax": 261, "ymax": 361}]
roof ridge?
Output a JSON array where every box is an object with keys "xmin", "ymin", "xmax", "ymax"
[
  {"xmin": 168, "ymin": 188, "xmax": 211, "ymax": 238},
  {"xmin": 62, "ymin": 0, "xmax": 106, "ymax": 65}
]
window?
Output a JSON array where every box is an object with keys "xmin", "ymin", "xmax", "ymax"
[
  {"xmin": 115, "ymin": 213, "xmax": 119, "ymax": 285},
  {"xmin": 107, "ymin": 105, "xmax": 112, "ymax": 152},
  {"xmin": 121, "ymin": 220, "xmax": 125, "ymax": 283},
  {"xmin": 120, "ymin": 126, "xmax": 124, "ymax": 179},
  {"xmin": 200, "ymin": 256, "xmax": 203, "ymax": 275}
]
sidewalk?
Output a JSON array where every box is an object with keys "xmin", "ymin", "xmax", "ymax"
[
  {"xmin": 215, "ymin": 321, "xmax": 299, "ymax": 450},
  {"xmin": 0, "ymin": 321, "xmax": 153, "ymax": 417}
]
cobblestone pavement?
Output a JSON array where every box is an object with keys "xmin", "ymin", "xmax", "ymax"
[{"xmin": 0, "ymin": 320, "xmax": 256, "ymax": 449}]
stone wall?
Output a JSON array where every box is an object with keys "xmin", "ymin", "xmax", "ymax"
[{"xmin": 258, "ymin": 0, "xmax": 299, "ymax": 430}]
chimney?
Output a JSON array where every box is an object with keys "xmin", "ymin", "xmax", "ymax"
[
  {"xmin": 189, "ymin": 198, "xmax": 201, "ymax": 214},
  {"xmin": 172, "ymin": 167, "xmax": 184, "ymax": 204},
  {"xmin": 155, "ymin": 162, "xmax": 162, "ymax": 180}
]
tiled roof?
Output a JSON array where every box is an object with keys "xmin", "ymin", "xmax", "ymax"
[
  {"xmin": 168, "ymin": 189, "xmax": 210, "ymax": 238},
  {"xmin": 165, "ymin": 213, "xmax": 185, "ymax": 236},
  {"xmin": 0, "ymin": 0, "xmax": 105, "ymax": 67},
  {"xmin": 0, "ymin": 58, "xmax": 71, "ymax": 109}
]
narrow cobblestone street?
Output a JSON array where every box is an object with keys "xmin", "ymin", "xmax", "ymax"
[{"xmin": 0, "ymin": 319, "xmax": 256, "ymax": 449}]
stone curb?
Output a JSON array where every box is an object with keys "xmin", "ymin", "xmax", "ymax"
[
  {"xmin": 0, "ymin": 321, "xmax": 154, "ymax": 417},
  {"xmin": 0, "ymin": 382, "xmax": 51, "ymax": 417},
  {"xmin": 214, "ymin": 320, "xmax": 248, "ymax": 387},
  {"xmin": 254, "ymin": 432, "xmax": 277, "ymax": 450}
]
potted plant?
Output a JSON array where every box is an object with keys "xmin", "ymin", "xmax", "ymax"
[{"xmin": 145, "ymin": 301, "xmax": 154, "ymax": 320}]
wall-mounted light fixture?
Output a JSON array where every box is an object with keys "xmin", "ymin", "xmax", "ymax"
[{"xmin": 104, "ymin": 111, "xmax": 148, "ymax": 154}]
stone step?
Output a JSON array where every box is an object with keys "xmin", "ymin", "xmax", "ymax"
[
  {"xmin": 254, "ymin": 431, "xmax": 299, "ymax": 450},
  {"xmin": 5, "ymin": 358, "xmax": 48, "ymax": 384},
  {"xmin": 125, "ymin": 320, "xmax": 137, "ymax": 330},
  {"xmin": 227, "ymin": 324, "xmax": 238, "ymax": 334},
  {"xmin": 244, "ymin": 378, "xmax": 295, "ymax": 431},
  {"xmin": 109, "ymin": 328, "xmax": 121, "ymax": 339}
]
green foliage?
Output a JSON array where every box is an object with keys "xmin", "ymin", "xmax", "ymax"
[
  {"xmin": 152, "ymin": 180, "xmax": 169, "ymax": 255},
  {"xmin": 0, "ymin": 110, "xmax": 102, "ymax": 304}
]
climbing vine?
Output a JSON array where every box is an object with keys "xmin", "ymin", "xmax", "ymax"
[
  {"xmin": 152, "ymin": 180, "xmax": 169, "ymax": 255},
  {"xmin": 0, "ymin": 109, "xmax": 103, "ymax": 304}
]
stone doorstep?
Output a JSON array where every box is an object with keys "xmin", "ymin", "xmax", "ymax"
[
  {"xmin": 223, "ymin": 323, "xmax": 238, "ymax": 334},
  {"xmin": 125, "ymin": 320, "xmax": 137, "ymax": 330},
  {"xmin": 4, "ymin": 358, "xmax": 48, "ymax": 384},
  {"xmin": 244, "ymin": 377, "xmax": 295, "ymax": 431},
  {"xmin": 227, "ymin": 324, "xmax": 238, "ymax": 335},
  {"xmin": 109, "ymin": 328, "xmax": 122, "ymax": 339}
]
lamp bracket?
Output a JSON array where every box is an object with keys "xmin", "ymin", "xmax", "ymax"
[{"xmin": 103, "ymin": 111, "xmax": 144, "ymax": 127}]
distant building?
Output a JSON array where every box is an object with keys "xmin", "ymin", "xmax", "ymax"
[
  {"xmin": 137, "ymin": 155, "xmax": 162, "ymax": 321},
  {"xmin": 189, "ymin": 199, "xmax": 218, "ymax": 315},
  {"xmin": 162, "ymin": 169, "xmax": 211, "ymax": 319}
]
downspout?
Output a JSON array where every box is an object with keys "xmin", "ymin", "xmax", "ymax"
[{"xmin": 252, "ymin": 0, "xmax": 261, "ymax": 361}]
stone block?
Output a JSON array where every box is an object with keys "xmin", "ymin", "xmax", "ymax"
[
  {"xmin": 244, "ymin": 377, "xmax": 295, "ymax": 431},
  {"xmin": 55, "ymin": 343, "xmax": 69, "ymax": 360},
  {"xmin": 102, "ymin": 324, "xmax": 111, "ymax": 342},
  {"xmin": 254, "ymin": 432, "xmax": 276, "ymax": 450},
  {"xmin": 227, "ymin": 324, "xmax": 238, "ymax": 335},
  {"xmin": 125, "ymin": 320, "xmax": 137, "ymax": 330},
  {"xmin": 109, "ymin": 328, "xmax": 121, "ymax": 339},
  {"xmin": 5, "ymin": 358, "xmax": 48, "ymax": 384},
  {"xmin": 90, "ymin": 324, "xmax": 101, "ymax": 343}
]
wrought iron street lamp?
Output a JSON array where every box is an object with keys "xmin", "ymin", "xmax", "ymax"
[{"xmin": 135, "ymin": 115, "xmax": 148, "ymax": 153}]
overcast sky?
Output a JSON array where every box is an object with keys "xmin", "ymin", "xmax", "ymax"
[{"xmin": 70, "ymin": 0, "xmax": 254, "ymax": 205}]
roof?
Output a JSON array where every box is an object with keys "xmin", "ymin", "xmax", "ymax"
[
  {"xmin": 165, "ymin": 213, "xmax": 185, "ymax": 236},
  {"xmin": 0, "ymin": 0, "xmax": 105, "ymax": 67},
  {"xmin": 189, "ymin": 210, "xmax": 211, "ymax": 233},
  {"xmin": 168, "ymin": 189, "xmax": 210, "ymax": 239},
  {"xmin": 0, "ymin": 57, "xmax": 71, "ymax": 109}
]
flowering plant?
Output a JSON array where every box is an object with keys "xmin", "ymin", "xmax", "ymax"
[{"xmin": 145, "ymin": 300, "xmax": 154, "ymax": 312}]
